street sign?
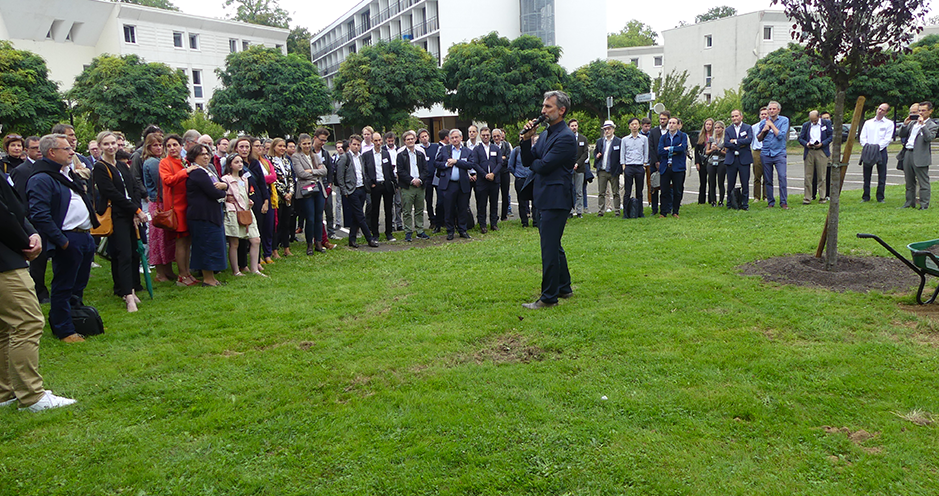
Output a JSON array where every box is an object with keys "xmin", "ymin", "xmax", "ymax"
[
  {"xmin": 605, "ymin": 96, "xmax": 614, "ymax": 108},
  {"xmin": 635, "ymin": 92, "xmax": 655, "ymax": 103}
]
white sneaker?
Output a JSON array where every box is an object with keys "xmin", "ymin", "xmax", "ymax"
[
  {"xmin": 91, "ymin": 262, "xmax": 101, "ymax": 268},
  {"xmin": 0, "ymin": 397, "xmax": 16, "ymax": 407},
  {"xmin": 19, "ymin": 391, "xmax": 77, "ymax": 412}
]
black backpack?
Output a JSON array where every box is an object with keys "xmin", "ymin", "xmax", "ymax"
[
  {"xmin": 72, "ymin": 305, "xmax": 104, "ymax": 337},
  {"xmin": 623, "ymin": 198, "xmax": 643, "ymax": 218},
  {"xmin": 727, "ymin": 187, "xmax": 744, "ymax": 210}
]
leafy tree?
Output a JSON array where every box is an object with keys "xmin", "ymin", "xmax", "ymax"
[
  {"xmin": 607, "ymin": 20, "xmax": 658, "ymax": 49},
  {"xmin": 333, "ymin": 40, "xmax": 444, "ymax": 131},
  {"xmin": 740, "ymin": 44, "xmax": 835, "ymax": 123},
  {"xmin": 912, "ymin": 34, "xmax": 939, "ymax": 49},
  {"xmin": 225, "ymin": 0, "xmax": 290, "ymax": 28},
  {"xmin": 69, "ymin": 54, "xmax": 189, "ymax": 139},
  {"xmin": 774, "ymin": 0, "xmax": 928, "ymax": 269},
  {"xmin": 111, "ymin": 0, "xmax": 179, "ymax": 10},
  {"xmin": 566, "ymin": 59, "xmax": 652, "ymax": 119},
  {"xmin": 696, "ymin": 87, "xmax": 745, "ymax": 124},
  {"xmin": 0, "ymin": 41, "xmax": 66, "ymax": 136},
  {"xmin": 695, "ymin": 6, "xmax": 737, "ymax": 23},
  {"xmin": 652, "ymin": 69, "xmax": 705, "ymax": 123},
  {"xmin": 846, "ymin": 54, "xmax": 929, "ymax": 113},
  {"xmin": 287, "ymin": 26, "xmax": 312, "ymax": 57},
  {"xmin": 441, "ymin": 32, "xmax": 565, "ymax": 128},
  {"xmin": 909, "ymin": 41, "xmax": 939, "ymax": 97},
  {"xmin": 209, "ymin": 46, "xmax": 330, "ymax": 137},
  {"xmin": 175, "ymin": 110, "xmax": 232, "ymax": 141}
]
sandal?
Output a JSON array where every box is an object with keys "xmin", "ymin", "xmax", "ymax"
[{"xmin": 251, "ymin": 271, "xmax": 269, "ymax": 278}]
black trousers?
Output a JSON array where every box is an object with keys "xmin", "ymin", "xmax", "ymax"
[
  {"xmin": 707, "ymin": 161, "xmax": 727, "ymax": 204},
  {"xmin": 29, "ymin": 246, "xmax": 49, "ymax": 301},
  {"xmin": 623, "ymin": 165, "xmax": 644, "ymax": 200},
  {"xmin": 475, "ymin": 179, "xmax": 500, "ymax": 228},
  {"xmin": 697, "ymin": 164, "xmax": 708, "ymax": 204},
  {"xmin": 660, "ymin": 167, "xmax": 686, "ymax": 215},
  {"xmin": 537, "ymin": 209, "xmax": 571, "ymax": 304},
  {"xmin": 514, "ymin": 180, "xmax": 537, "ymax": 227},
  {"xmin": 369, "ymin": 183, "xmax": 395, "ymax": 239},
  {"xmin": 863, "ymin": 149, "xmax": 888, "ymax": 202},
  {"xmin": 276, "ymin": 203, "xmax": 294, "ymax": 250},
  {"xmin": 726, "ymin": 159, "xmax": 751, "ymax": 208},
  {"xmin": 346, "ymin": 187, "xmax": 373, "ymax": 242},
  {"xmin": 108, "ymin": 216, "xmax": 141, "ymax": 297},
  {"xmin": 424, "ymin": 183, "xmax": 436, "ymax": 227},
  {"xmin": 442, "ymin": 181, "xmax": 469, "ymax": 235},
  {"xmin": 500, "ymin": 173, "xmax": 511, "ymax": 219}
]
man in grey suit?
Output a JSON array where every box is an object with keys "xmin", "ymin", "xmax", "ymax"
[{"xmin": 899, "ymin": 101, "xmax": 939, "ymax": 209}]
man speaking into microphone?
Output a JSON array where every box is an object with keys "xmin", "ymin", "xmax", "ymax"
[{"xmin": 520, "ymin": 90, "xmax": 577, "ymax": 309}]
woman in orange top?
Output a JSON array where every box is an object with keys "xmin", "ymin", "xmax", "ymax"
[{"xmin": 159, "ymin": 134, "xmax": 200, "ymax": 286}]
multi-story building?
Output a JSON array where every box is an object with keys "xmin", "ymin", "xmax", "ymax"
[
  {"xmin": 609, "ymin": 10, "xmax": 792, "ymax": 104},
  {"xmin": 0, "ymin": 0, "xmax": 288, "ymax": 113},
  {"xmin": 310, "ymin": 0, "xmax": 606, "ymax": 131}
]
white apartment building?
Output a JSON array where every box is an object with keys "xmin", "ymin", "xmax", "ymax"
[
  {"xmin": 0, "ymin": 0, "xmax": 288, "ymax": 112},
  {"xmin": 609, "ymin": 10, "xmax": 792, "ymax": 104},
  {"xmin": 310, "ymin": 0, "xmax": 606, "ymax": 128}
]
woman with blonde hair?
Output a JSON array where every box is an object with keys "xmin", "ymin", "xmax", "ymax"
[
  {"xmin": 706, "ymin": 120, "xmax": 728, "ymax": 206},
  {"xmin": 141, "ymin": 132, "xmax": 176, "ymax": 282},
  {"xmin": 694, "ymin": 118, "xmax": 714, "ymax": 204}
]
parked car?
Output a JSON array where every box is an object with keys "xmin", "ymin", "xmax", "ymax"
[{"xmin": 788, "ymin": 125, "xmax": 802, "ymax": 141}]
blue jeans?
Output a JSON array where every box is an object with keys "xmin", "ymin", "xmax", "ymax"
[
  {"xmin": 50, "ymin": 231, "xmax": 95, "ymax": 339},
  {"xmin": 299, "ymin": 194, "xmax": 325, "ymax": 244},
  {"xmin": 762, "ymin": 153, "xmax": 788, "ymax": 206}
]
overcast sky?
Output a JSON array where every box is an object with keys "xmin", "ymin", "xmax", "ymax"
[{"xmin": 172, "ymin": 0, "xmax": 784, "ymax": 39}]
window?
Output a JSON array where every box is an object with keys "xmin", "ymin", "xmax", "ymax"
[
  {"xmin": 704, "ymin": 93, "xmax": 711, "ymax": 104},
  {"xmin": 192, "ymin": 70, "xmax": 203, "ymax": 98},
  {"xmin": 276, "ymin": 43, "xmax": 284, "ymax": 52},
  {"xmin": 195, "ymin": 103, "xmax": 204, "ymax": 112},
  {"xmin": 630, "ymin": 58, "xmax": 639, "ymax": 66},
  {"xmin": 189, "ymin": 33, "xmax": 199, "ymax": 50},
  {"xmin": 242, "ymin": 40, "xmax": 250, "ymax": 51},
  {"xmin": 173, "ymin": 31, "xmax": 183, "ymax": 47},
  {"xmin": 704, "ymin": 65, "xmax": 712, "ymax": 88},
  {"xmin": 229, "ymin": 38, "xmax": 238, "ymax": 53},
  {"xmin": 704, "ymin": 34, "xmax": 712, "ymax": 48},
  {"xmin": 763, "ymin": 26, "xmax": 773, "ymax": 40},
  {"xmin": 653, "ymin": 56, "xmax": 663, "ymax": 67},
  {"xmin": 123, "ymin": 25, "xmax": 136, "ymax": 43}
]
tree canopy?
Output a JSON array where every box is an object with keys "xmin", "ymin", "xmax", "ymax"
[
  {"xmin": 209, "ymin": 46, "xmax": 330, "ymax": 137},
  {"xmin": 695, "ymin": 6, "xmax": 737, "ymax": 23},
  {"xmin": 287, "ymin": 26, "xmax": 312, "ymax": 57},
  {"xmin": 566, "ymin": 59, "xmax": 651, "ymax": 119},
  {"xmin": 225, "ymin": 0, "xmax": 290, "ymax": 28},
  {"xmin": 740, "ymin": 44, "xmax": 834, "ymax": 122},
  {"xmin": 441, "ymin": 32, "xmax": 565, "ymax": 128},
  {"xmin": 846, "ymin": 54, "xmax": 929, "ymax": 112},
  {"xmin": 333, "ymin": 40, "xmax": 444, "ymax": 131},
  {"xmin": 69, "ymin": 53, "xmax": 189, "ymax": 139},
  {"xmin": 607, "ymin": 20, "xmax": 658, "ymax": 49},
  {"xmin": 652, "ymin": 69, "xmax": 704, "ymax": 122},
  {"xmin": 0, "ymin": 41, "xmax": 66, "ymax": 136}
]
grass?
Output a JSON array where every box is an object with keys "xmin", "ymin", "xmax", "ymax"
[{"xmin": 3, "ymin": 183, "xmax": 939, "ymax": 495}]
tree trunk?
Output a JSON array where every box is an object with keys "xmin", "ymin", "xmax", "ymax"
[{"xmin": 825, "ymin": 89, "xmax": 846, "ymax": 270}]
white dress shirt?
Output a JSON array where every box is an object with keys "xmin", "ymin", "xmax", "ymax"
[{"xmin": 860, "ymin": 117, "xmax": 894, "ymax": 150}]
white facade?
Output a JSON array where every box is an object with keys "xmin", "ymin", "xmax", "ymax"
[
  {"xmin": 0, "ymin": 0, "xmax": 288, "ymax": 112},
  {"xmin": 310, "ymin": 0, "xmax": 606, "ymax": 125},
  {"xmin": 609, "ymin": 10, "xmax": 792, "ymax": 103}
]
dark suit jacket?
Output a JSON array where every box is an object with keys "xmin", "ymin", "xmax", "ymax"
[
  {"xmin": 26, "ymin": 158, "xmax": 99, "ymax": 251},
  {"xmin": 421, "ymin": 143, "xmax": 441, "ymax": 181},
  {"xmin": 657, "ymin": 131, "xmax": 689, "ymax": 173},
  {"xmin": 363, "ymin": 149, "xmax": 396, "ymax": 193},
  {"xmin": 246, "ymin": 159, "xmax": 270, "ymax": 203},
  {"xmin": 434, "ymin": 144, "xmax": 475, "ymax": 193},
  {"xmin": 396, "ymin": 148, "xmax": 427, "ymax": 188},
  {"xmin": 573, "ymin": 132, "xmax": 589, "ymax": 173},
  {"xmin": 0, "ymin": 171, "xmax": 36, "ymax": 272},
  {"xmin": 594, "ymin": 136, "xmax": 623, "ymax": 175},
  {"xmin": 498, "ymin": 141, "xmax": 512, "ymax": 175},
  {"xmin": 185, "ymin": 167, "xmax": 226, "ymax": 226},
  {"xmin": 522, "ymin": 120, "xmax": 576, "ymax": 211},
  {"xmin": 648, "ymin": 126, "xmax": 667, "ymax": 166},
  {"xmin": 473, "ymin": 142, "xmax": 503, "ymax": 183},
  {"xmin": 315, "ymin": 148, "xmax": 333, "ymax": 185},
  {"xmin": 798, "ymin": 119, "xmax": 834, "ymax": 159},
  {"xmin": 723, "ymin": 123, "xmax": 754, "ymax": 165},
  {"xmin": 10, "ymin": 159, "xmax": 36, "ymax": 202}
]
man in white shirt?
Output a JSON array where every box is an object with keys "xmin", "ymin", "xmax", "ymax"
[
  {"xmin": 751, "ymin": 107, "xmax": 767, "ymax": 202},
  {"xmin": 465, "ymin": 125, "xmax": 481, "ymax": 150},
  {"xmin": 859, "ymin": 103, "xmax": 894, "ymax": 203}
]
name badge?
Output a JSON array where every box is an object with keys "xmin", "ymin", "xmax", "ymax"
[
  {"xmin": 613, "ymin": 146, "xmax": 620, "ymax": 150},
  {"xmin": 579, "ymin": 141, "xmax": 585, "ymax": 146},
  {"xmin": 382, "ymin": 158, "xmax": 389, "ymax": 163},
  {"xmin": 490, "ymin": 151, "xmax": 497, "ymax": 156},
  {"xmin": 821, "ymin": 126, "xmax": 827, "ymax": 131},
  {"xmin": 740, "ymin": 131, "xmax": 747, "ymax": 137},
  {"xmin": 243, "ymin": 171, "xmax": 252, "ymax": 179}
]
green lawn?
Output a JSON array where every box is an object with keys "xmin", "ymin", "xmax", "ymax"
[{"xmin": 3, "ymin": 184, "xmax": 938, "ymax": 495}]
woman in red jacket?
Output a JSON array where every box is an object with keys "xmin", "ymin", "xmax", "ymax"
[{"xmin": 159, "ymin": 134, "xmax": 200, "ymax": 286}]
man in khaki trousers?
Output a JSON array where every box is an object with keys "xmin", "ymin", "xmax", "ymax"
[{"xmin": 798, "ymin": 110, "xmax": 833, "ymax": 204}]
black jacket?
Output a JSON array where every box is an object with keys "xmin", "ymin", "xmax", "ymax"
[
  {"xmin": 93, "ymin": 160, "xmax": 143, "ymax": 219},
  {"xmin": 0, "ymin": 171, "xmax": 36, "ymax": 272}
]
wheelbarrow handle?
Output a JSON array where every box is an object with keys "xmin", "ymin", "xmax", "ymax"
[
  {"xmin": 857, "ymin": 232, "xmax": 923, "ymax": 275},
  {"xmin": 857, "ymin": 233, "xmax": 876, "ymax": 239}
]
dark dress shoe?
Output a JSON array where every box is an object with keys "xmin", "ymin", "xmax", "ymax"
[
  {"xmin": 417, "ymin": 232, "xmax": 430, "ymax": 239},
  {"xmin": 306, "ymin": 243, "xmax": 315, "ymax": 255},
  {"xmin": 459, "ymin": 232, "xmax": 472, "ymax": 239},
  {"xmin": 480, "ymin": 227, "xmax": 488, "ymax": 234},
  {"xmin": 522, "ymin": 300, "xmax": 558, "ymax": 309},
  {"xmin": 348, "ymin": 241, "xmax": 360, "ymax": 248},
  {"xmin": 446, "ymin": 233, "xmax": 455, "ymax": 240},
  {"xmin": 368, "ymin": 239, "xmax": 380, "ymax": 247},
  {"xmin": 559, "ymin": 292, "xmax": 573, "ymax": 299},
  {"xmin": 491, "ymin": 225, "xmax": 499, "ymax": 231},
  {"xmin": 432, "ymin": 227, "xmax": 441, "ymax": 234}
]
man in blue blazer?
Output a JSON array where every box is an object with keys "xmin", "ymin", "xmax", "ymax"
[
  {"xmin": 594, "ymin": 121, "xmax": 623, "ymax": 216},
  {"xmin": 520, "ymin": 90, "xmax": 577, "ymax": 309},
  {"xmin": 657, "ymin": 117, "xmax": 688, "ymax": 217},
  {"xmin": 798, "ymin": 110, "xmax": 834, "ymax": 204},
  {"xmin": 724, "ymin": 109, "xmax": 753, "ymax": 210},
  {"xmin": 434, "ymin": 129, "xmax": 476, "ymax": 240},
  {"xmin": 472, "ymin": 127, "xmax": 502, "ymax": 232},
  {"xmin": 26, "ymin": 134, "xmax": 99, "ymax": 343}
]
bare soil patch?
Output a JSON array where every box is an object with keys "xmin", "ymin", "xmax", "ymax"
[
  {"xmin": 740, "ymin": 255, "xmax": 919, "ymax": 294},
  {"xmin": 455, "ymin": 333, "xmax": 551, "ymax": 365},
  {"xmin": 820, "ymin": 426, "xmax": 882, "ymax": 453}
]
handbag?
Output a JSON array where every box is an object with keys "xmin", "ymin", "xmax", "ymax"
[
  {"xmin": 91, "ymin": 163, "xmax": 113, "ymax": 237},
  {"xmin": 229, "ymin": 178, "xmax": 253, "ymax": 226},
  {"xmin": 153, "ymin": 171, "xmax": 178, "ymax": 230}
]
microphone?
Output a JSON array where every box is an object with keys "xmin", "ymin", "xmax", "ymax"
[{"xmin": 520, "ymin": 114, "xmax": 547, "ymax": 138}]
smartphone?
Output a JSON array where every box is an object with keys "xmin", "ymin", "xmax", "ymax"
[{"xmin": 910, "ymin": 114, "xmax": 920, "ymax": 121}]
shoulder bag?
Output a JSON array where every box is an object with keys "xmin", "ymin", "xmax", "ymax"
[
  {"xmin": 230, "ymin": 179, "xmax": 253, "ymax": 226},
  {"xmin": 91, "ymin": 163, "xmax": 113, "ymax": 237},
  {"xmin": 153, "ymin": 167, "xmax": 178, "ymax": 230}
]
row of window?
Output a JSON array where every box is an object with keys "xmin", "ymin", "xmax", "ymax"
[
  {"xmin": 122, "ymin": 24, "xmax": 279, "ymax": 53},
  {"xmin": 704, "ymin": 26, "xmax": 773, "ymax": 48}
]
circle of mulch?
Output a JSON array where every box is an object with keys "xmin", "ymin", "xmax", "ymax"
[{"xmin": 739, "ymin": 254, "xmax": 921, "ymax": 294}]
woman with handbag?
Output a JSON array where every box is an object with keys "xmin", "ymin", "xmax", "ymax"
[
  {"xmin": 222, "ymin": 155, "xmax": 264, "ymax": 277},
  {"xmin": 291, "ymin": 133, "xmax": 328, "ymax": 255},
  {"xmin": 706, "ymin": 120, "xmax": 728, "ymax": 207},
  {"xmin": 270, "ymin": 138, "xmax": 295, "ymax": 258},
  {"xmin": 93, "ymin": 131, "xmax": 148, "ymax": 312},
  {"xmin": 142, "ymin": 132, "xmax": 177, "ymax": 282},
  {"xmin": 185, "ymin": 144, "xmax": 228, "ymax": 287},
  {"xmin": 159, "ymin": 134, "xmax": 200, "ymax": 286}
]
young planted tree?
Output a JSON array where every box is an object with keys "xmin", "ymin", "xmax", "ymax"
[{"xmin": 774, "ymin": 0, "xmax": 928, "ymax": 269}]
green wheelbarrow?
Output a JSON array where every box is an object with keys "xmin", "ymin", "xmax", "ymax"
[{"xmin": 857, "ymin": 233, "xmax": 939, "ymax": 304}]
